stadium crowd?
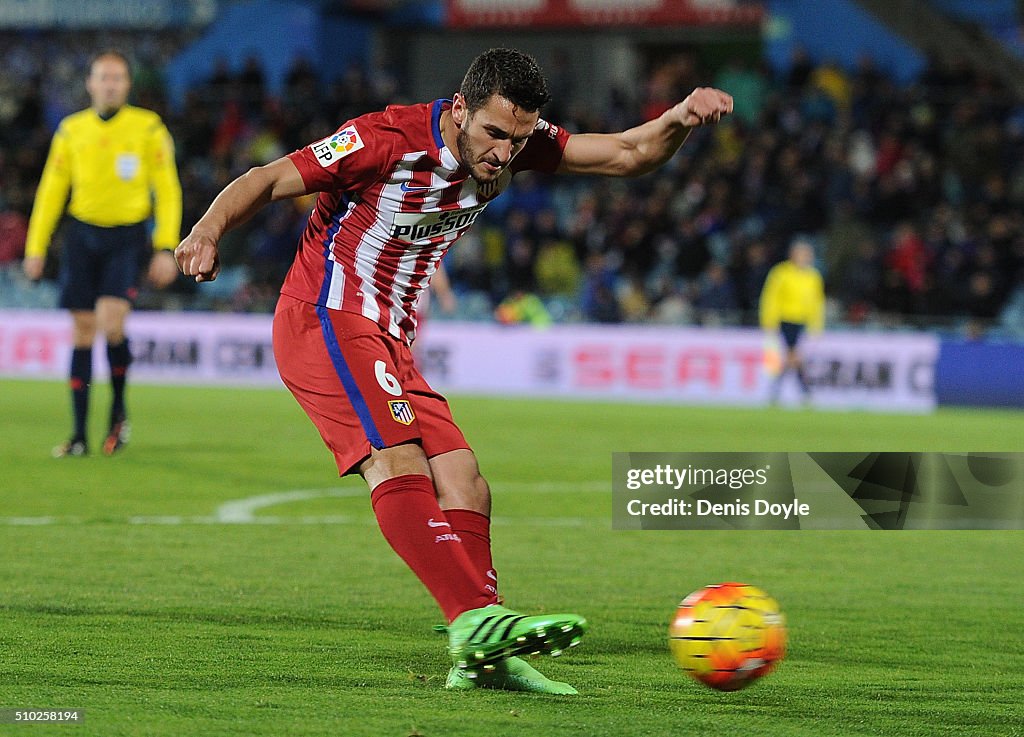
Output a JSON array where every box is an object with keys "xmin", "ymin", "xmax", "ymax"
[{"xmin": 2, "ymin": 31, "xmax": 1023, "ymax": 334}]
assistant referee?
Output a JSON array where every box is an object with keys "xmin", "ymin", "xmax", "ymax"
[
  {"xmin": 23, "ymin": 50, "xmax": 182, "ymax": 457},
  {"xmin": 759, "ymin": 239, "xmax": 825, "ymax": 406}
]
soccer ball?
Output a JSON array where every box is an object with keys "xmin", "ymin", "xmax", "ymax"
[{"xmin": 668, "ymin": 582, "xmax": 786, "ymax": 691}]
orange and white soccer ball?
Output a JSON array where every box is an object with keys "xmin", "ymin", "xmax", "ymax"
[{"xmin": 669, "ymin": 582, "xmax": 786, "ymax": 691}]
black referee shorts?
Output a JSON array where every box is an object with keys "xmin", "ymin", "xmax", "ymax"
[
  {"xmin": 58, "ymin": 217, "xmax": 151, "ymax": 310},
  {"xmin": 779, "ymin": 321, "xmax": 806, "ymax": 350}
]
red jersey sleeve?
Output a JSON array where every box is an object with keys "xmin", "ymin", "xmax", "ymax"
[
  {"xmin": 287, "ymin": 114, "xmax": 394, "ymax": 193},
  {"xmin": 510, "ymin": 118, "xmax": 571, "ymax": 174}
]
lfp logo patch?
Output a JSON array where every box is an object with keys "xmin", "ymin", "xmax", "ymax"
[
  {"xmin": 311, "ymin": 126, "xmax": 364, "ymax": 167},
  {"xmin": 388, "ymin": 400, "xmax": 415, "ymax": 426}
]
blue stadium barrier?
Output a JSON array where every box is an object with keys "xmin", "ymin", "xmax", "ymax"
[
  {"xmin": 935, "ymin": 340, "xmax": 1024, "ymax": 408},
  {"xmin": 164, "ymin": 0, "xmax": 372, "ymax": 111},
  {"xmin": 765, "ymin": 0, "xmax": 926, "ymax": 84},
  {"xmin": 929, "ymin": 0, "xmax": 1018, "ymax": 29}
]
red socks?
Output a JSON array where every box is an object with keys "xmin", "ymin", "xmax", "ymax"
[
  {"xmin": 444, "ymin": 508, "xmax": 497, "ymax": 598},
  {"xmin": 370, "ymin": 474, "xmax": 494, "ymax": 623}
]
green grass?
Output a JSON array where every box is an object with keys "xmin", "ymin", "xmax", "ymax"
[{"xmin": 1, "ymin": 378, "xmax": 1022, "ymax": 736}]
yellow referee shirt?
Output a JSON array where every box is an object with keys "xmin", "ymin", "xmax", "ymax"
[
  {"xmin": 25, "ymin": 105, "xmax": 182, "ymax": 257},
  {"xmin": 759, "ymin": 260, "xmax": 825, "ymax": 333}
]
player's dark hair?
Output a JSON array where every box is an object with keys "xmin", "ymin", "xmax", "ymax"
[
  {"xmin": 460, "ymin": 48, "xmax": 550, "ymax": 114},
  {"xmin": 88, "ymin": 49, "xmax": 132, "ymax": 77}
]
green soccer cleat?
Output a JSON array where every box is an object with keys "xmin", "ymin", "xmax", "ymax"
[
  {"xmin": 447, "ymin": 604, "xmax": 588, "ymax": 675},
  {"xmin": 445, "ymin": 656, "xmax": 579, "ymax": 694}
]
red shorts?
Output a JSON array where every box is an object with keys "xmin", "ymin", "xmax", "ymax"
[{"xmin": 272, "ymin": 294, "xmax": 469, "ymax": 475}]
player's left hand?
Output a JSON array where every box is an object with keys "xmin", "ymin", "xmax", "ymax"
[
  {"xmin": 147, "ymin": 249, "xmax": 179, "ymax": 289},
  {"xmin": 674, "ymin": 88, "xmax": 734, "ymax": 128}
]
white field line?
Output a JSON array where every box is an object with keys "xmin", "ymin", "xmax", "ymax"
[
  {"xmin": 2, "ymin": 481, "xmax": 608, "ymax": 526},
  {"xmin": 216, "ymin": 488, "xmax": 365, "ymax": 523}
]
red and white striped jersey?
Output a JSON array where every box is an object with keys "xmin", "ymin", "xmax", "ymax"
[{"xmin": 283, "ymin": 99, "xmax": 570, "ymax": 343}]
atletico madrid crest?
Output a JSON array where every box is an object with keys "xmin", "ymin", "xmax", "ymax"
[{"xmin": 388, "ymin": 400, "xmax": 415, "ymax": 425}]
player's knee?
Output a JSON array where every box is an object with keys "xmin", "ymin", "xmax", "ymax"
[
  {"xmin": 71, "ymin": 314, "xmax": 97, "ymax": 347},
  {"xmin": 96, "ymin": 301, "xmax": 130, "ymax": 342},
  {"xmin": 361, "ymin": 441, "xmax": 431, "ymax": 487},
  {"xmin": 437, "ymin": 469, "xmax": 490, "ymax": 514}
]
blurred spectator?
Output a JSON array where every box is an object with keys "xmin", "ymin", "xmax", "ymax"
[
  {"xmin": 0, "ymin": 210, "xmax": 28, "ymax": 264},
  {"xmin": 840, "ymin": 238, "xmax": 884, "ymax": 316},
  {"xmin": 737, "ymin": 240, "xmax": 772, "ymax": 312},
  {"xmin": 965, "ymin": 272, "xmax": 1003, "ymax": 321},
  {"xmin": 535, "ymin": 237, "xmax": 581, "ymax": 297},
  {"xmin": 785, "ymin": 46, "xmax": 815, "ymax": 91},
  {"xmin": 495, "ymin": 291, "xmax": 552, "ymax": 328},
  {"xmin": 581, "ymin": 254, "xmax": 622, "ymax": 323},
  {"xmin": 694, "ymin": 262, "xmax": 739, "ymax": 321},
  {"xmin": 614, "ymin": 279, "xmax": 647, "ymax": 323},
  {"xmin": 824, "ymin": 200, "xmax": 872, "ymax": 279},
  {"xmin": 810, "ymin": 60, "xmax": 851, "ymax": 111},
  {"xmin": 886, "ymin": 222, "xmax": 932, "ymax": 298},
  {"xmin": 238, "ymin": 55, "xmax": 266, "ymax": 117},
  {"xmin": 714, "ymin": 59, "xmax": 766, "ymax": 126}
]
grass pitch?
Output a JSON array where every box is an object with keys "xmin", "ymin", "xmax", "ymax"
[{"xmin": 1, "ymin": 378, "xmax": 1022, "ymax": 736}]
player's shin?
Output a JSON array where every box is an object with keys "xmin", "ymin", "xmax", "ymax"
[
  {"xmin": 107, "ymin": 338, "xmax": 131, "ymax": 426},
  {"xmin": 370, "ymin": 474, "xmax": 494, "ymax": 623},
  {"xmin": 443, "ymin": 508, "xmax": 498, "ymax": 598},
  {"xmin": 70, "ymin": 347, "xmax": 92, "ymax": 442}
]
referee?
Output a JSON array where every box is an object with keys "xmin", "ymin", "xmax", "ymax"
[
  {"xmin": 23, "ymin": 50, "xmax": 182, "ymax": 457},
  {"xmin": 759, "ymin": 239, "xmax": 825, "ymax": 406}
]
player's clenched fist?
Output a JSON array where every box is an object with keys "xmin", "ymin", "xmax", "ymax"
[
  {"xmin": 674, "ymin": 88, "xmax": 734, "ymax": 127},
  {"xmin": 174, "ymin": 231, "xmax": 221, "ymax": 283}
]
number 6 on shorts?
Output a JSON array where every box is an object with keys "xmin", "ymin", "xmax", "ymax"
[{"xmin": 375, "ymin": 360, "xmax": 402, "ymax": 396}]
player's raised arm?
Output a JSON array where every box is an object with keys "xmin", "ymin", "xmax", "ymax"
[
  {"xmin": 558, "ymin": 87, "xmax": 733, "ymax": 177},
  {"xmin": 175, "ymin": 156, "xmax": 307, "ymax": 282}
]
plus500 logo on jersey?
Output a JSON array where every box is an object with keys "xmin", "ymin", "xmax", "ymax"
[{"xmin": 389, "ymin": 205, "xmax": 486, "ymax": 242}]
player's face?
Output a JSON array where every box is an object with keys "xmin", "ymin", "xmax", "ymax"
[
  {"xmin": 453, "ymin": 93, "xmax": 538, "ymax": 184},
  {"xmin": 87, "ymin": 57, "xmax": 131, "ymax": 115}
]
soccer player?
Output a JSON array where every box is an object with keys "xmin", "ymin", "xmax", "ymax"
[
  {"xmin": 759, "ymin": 239, "xmax": 826, "ymax": 405},
  {"xmin": 176, "ymin": 48, "xmax": 732, "ymax": 693},
  {"xmin": 23, "ymin": 50, "xmax": 182, "ymax": 457}
]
